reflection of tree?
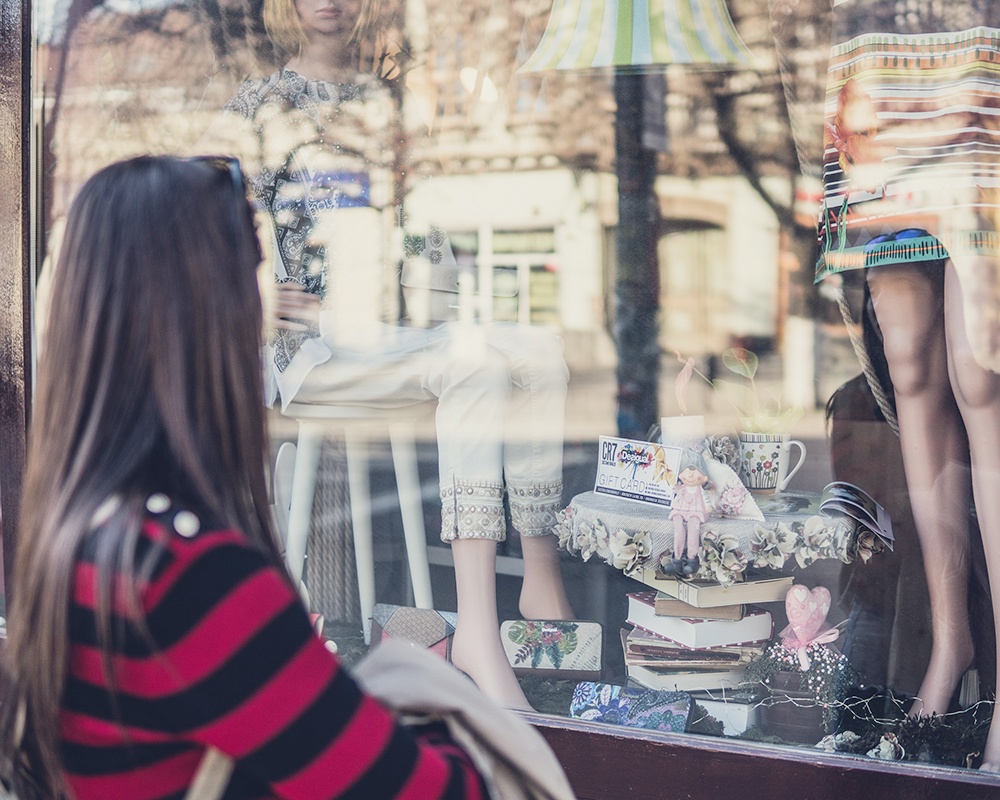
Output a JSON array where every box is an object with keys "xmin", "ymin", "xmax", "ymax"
[
  {"xmin": 40, "ymin": 0, "xmax": 838, "ymax": 415},
  {"xmin": 613, "ymin": 74, "xmax": 661, "ymax": 439}
]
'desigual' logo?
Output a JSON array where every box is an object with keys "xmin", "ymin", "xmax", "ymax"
[{"xmin": 595, "ymin": 436, "xmax": 682, "ymax": 508}]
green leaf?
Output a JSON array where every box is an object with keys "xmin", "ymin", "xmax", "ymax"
[
  {"xmin": 723, "ymin": 347, "xmax": 759, "ymax": 380},
  {"xmin": 559, "ymin": 631, "xmax": 579, "ymax": 655},
  {"xmin": 507, "ymin": 621, "xmax": 528, "ymax": 644},
  {"xmin": 713, "ymin": 378, "xmax": 759, "ymax": 419}
]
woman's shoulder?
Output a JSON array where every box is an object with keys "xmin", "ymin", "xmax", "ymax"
[{"xmin": 78, "ymin": 493, "xmax": 261, "ymax": 580}]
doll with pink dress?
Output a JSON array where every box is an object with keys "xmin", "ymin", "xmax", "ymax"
[{"xmin": 664, "ymin": 449, "xmax": 715, "ymax": 576}]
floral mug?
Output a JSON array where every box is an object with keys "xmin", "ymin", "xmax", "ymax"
[{"xmin": 737, "ymin": 432, "xmax": 806, "ymax": 493}]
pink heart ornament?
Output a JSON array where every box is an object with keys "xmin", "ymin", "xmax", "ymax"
[{"xmin": 785, "ymin": 584, "xmax": 831, "ymax": 644}]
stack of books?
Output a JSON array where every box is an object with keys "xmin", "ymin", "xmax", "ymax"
[{"xmin": 622, "ymin": 574, "xmax": 791, "ymax": 693}]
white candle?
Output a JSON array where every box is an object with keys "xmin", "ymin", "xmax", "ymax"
[{"xmin": 661, "ymin": 415, "xmax": 706, "ymax": 449}]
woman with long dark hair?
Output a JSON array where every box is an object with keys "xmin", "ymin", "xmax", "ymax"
[{"xmin": 0, "ymin": 155, "xmax": 495, "ymax": 799}]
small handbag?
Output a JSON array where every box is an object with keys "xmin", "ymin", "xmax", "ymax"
[
  {"xmin": 569, "ymin": 681, "xmax": 692, "ymax": 733},
  {"xmin": 369, "ymin": 604, "xmax": 458, "ymax": 660},
  {"xmin": 500, "ymin": 620, "xmax": 603, "ymax": 679}
]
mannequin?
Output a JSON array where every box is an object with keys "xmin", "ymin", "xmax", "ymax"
[
  {"xmin": 816, "ymin": 1, "xmax": 1000, "ymax": 769},
  {"xmin": 219, "ymin": 0, "xmax": 575, "ymax": 710}
]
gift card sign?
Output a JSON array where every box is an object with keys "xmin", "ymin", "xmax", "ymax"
[{"xmin": 595, "ymin": 436, "xmax": 682, "ymax": 507}]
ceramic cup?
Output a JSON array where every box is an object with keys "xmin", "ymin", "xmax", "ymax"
[{"xmin": 737, "ymin": 432, "xmax": 807, "ymax": 493}]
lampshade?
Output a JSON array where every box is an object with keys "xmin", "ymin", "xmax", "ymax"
[{"xmin": 519, "ymin": 0, "xmax": 756, "ymax": 72}]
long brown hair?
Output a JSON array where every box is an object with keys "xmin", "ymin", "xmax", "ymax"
[{"xmin": 2, "ymin": 156, "xmax": 280, "ymax": 797}]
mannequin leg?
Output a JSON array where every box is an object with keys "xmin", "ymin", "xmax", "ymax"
[
  {"xmin": 449, "ymin": 538, "xmax": 532, "ymax": 710},
  {"xmin": 867, "ymin": 264, "xmax": 974, "ymax": 717},
  {"xmin": 942, "ymin": 263, "xmax": 1000, "ymax": 769},
  {"xmin": 519, "ymin": 534, "xmax": 574, "ymax": 620},
  {"xmin": 488, "ymin": 324, "xmax": 576, "ymax": 621}
]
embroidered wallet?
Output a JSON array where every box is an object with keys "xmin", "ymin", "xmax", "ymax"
[
  {"xmin": 500, "ymin": 619, "xmax": 603, "ymax": 679},
  {"xmin": 569, "ymin": 681, "xmax": 692, "ymax": 733},
  {"xmin": 369, "ymin": 604, "xmax": 458, "ymax": 660}
]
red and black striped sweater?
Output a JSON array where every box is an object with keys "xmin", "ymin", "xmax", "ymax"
[{"xmin": 60, "ymin": 506, "xmax": 486, "ymax": 800}]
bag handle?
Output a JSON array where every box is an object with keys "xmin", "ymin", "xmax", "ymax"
[{"xmin": 183, "ymin": 747, "xmax": 234, "ymax": 800}]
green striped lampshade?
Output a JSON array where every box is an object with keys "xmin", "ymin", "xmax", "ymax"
[{"xmin": 519, "ymin": 0, "xmax": 756, "ymax": 71}]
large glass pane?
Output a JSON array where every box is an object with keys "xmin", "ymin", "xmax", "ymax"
[{"xmin": 29, "ymin": 0, "xmax": 1000, "ymax": 783}]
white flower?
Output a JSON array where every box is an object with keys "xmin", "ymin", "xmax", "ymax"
[
  {"xmin": 700, "ymin": 530, "xmax": 745, "ymax": 583},
  {"xmin": 815, "ymin": 731, "xmax": 860, "ymax": 753},
  {"xmin": 554, "ymin": 512, "xmax": 575, "ymax": 553},
  {"xmin": 573, "ymin": 529, "xmax": 599, "ymax": 561},
  {"xmin": 867, "ymin": 733, "xmax": 904, "ymax": 761},
  {"xmin": 750, "ymin": 523, "xmax": 795, "ymax": 569},
  {"xmin": 608, "ymin": 528, "xmax": 649, "ymax": 572},
  {"xmin": 592, "ymin": 520, "xmax": 613, "ymax": 561}
]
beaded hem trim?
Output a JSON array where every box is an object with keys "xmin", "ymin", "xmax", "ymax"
[
  {"xmin": 508, "ymin": 482, "xmax": 563, "ymax": 537},
  {"xmin": 440, "ymin": 481, "xmax": 505, "ymax": 542}
]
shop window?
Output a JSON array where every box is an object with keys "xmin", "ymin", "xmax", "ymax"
[{"xmin": 13, "ymin": 0, "xmax": 1000, "ymax": 791}]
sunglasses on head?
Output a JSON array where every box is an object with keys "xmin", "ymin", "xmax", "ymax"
[
  {"xmin": 188, "ymin": 155, "xmax": 262, "ymax": 265},
  {"xmin": 190, "ymin": 154, "xmax": 247, "ymax": 199}
]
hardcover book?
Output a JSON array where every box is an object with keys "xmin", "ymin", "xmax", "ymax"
[
  {"xmin": 622, "ymin": 627, "xmax": 764, "ymax": 668},
  {"xmin": 654, "ymin": 591, "xmax": 744, "ymax": 620},
  {"xmin": 626, "ymin": 662, "xmax": 746, "ymax": 693},
  {"xmin": 626, "ymin": 591, "xmax": 773, "ymax": 649},
  {"xmin": 648, "ymin": 574, "xmax": 794, "ymax": 608}
]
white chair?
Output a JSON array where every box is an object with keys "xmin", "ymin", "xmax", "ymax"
[{"xmin": 273, "ymin": 402, "xmax": 435, "ymax": 643}]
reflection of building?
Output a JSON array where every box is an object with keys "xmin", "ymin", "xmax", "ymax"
[{"xmin": 41, "ymin": 0, "xmax": 805, "ymax": 370}]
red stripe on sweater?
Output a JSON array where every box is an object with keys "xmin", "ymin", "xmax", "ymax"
[
  {"xmin": 393, "ymin": 747, "xmax": 452, "ymax": 800},
  {"xmin": 69, "ymin": 567, "xmax": 300, "ymax": 696},
  {"xmin": 65, "ymin": 746, "xmax": 200, "ymax": 800},
  {"xmin": 273, "ymin": 694, "xmax": 396, "ymax": 797},
  {"xmin": 186, "ymin": 634, "xmax": 337, "ymax": 756}
]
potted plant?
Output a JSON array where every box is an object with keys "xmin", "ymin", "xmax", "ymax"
[
  {"xmin": 742, "ymin": 585, "xmax": 859, "ymax": 744},
  {"xmin": 675, "ymin": 349, "xmax": 805, "ymax": 493}
]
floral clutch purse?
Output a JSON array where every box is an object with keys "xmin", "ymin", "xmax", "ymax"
[
  {"xmin": 569, "ymin": 681, "xmax": 692, "ymax": 733},
  {"xmin": 500, "ymin": 620, "xmax": 603, "ymax": 679}
]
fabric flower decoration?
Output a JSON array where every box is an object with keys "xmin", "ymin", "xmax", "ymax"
[
  {"xmin": 707, "ymin": 434, "xmax": 739, "ymax": 470},
  {"xmin": 750, "ymin": 521, "xmax": 797, "ymax": 569},
  {"xmin": 794, "ymin": 516, "xmax": 834, "ymax": 569},
  {"xmin": 573, "ymin": 529, "xmax": 600, "ymax": 561},
  {"xmin": 608, "ymin": 528, "xmax": 652, "ymax": 572},
  {"xmin": 867, "ymin": 733, "xmax": 905, "ymax": 761},
  {"xmin": 854, "ymin": 528, "xmax": 885, "ymax": 564},
  {"xmin": 592, "ymin": 520, "xmax": 613, "ymax": 562},
  {"xmin": 554, "ymin": 508, "xmax": 576, "ymax": 553},
  {"xmin": 700, "ymin": 529, "xmax": 745, "ymax": 583}
]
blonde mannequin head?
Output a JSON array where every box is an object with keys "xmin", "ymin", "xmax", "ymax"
[{"xmin": 263, "ymin": 0, "xmax": 382, "ymax": 61}]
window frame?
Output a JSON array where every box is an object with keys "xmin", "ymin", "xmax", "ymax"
[{"xmin": 2, "ymin": 3, "xmax": 1000, "ymax": 794}]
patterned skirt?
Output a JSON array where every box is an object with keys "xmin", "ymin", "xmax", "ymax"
[{"xmin": 816, "ymin": 24, "xmax": 1000, "ymax": 279}]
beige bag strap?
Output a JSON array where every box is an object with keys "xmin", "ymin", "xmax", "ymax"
[{"xmin": 183, "ymin": 747, "xmax": 234, "ymax": 800}]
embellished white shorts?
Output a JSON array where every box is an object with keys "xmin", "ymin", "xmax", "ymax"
[{"xmin": 289, "ymin": 320, "xmax": 569, "ymax": 542}]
